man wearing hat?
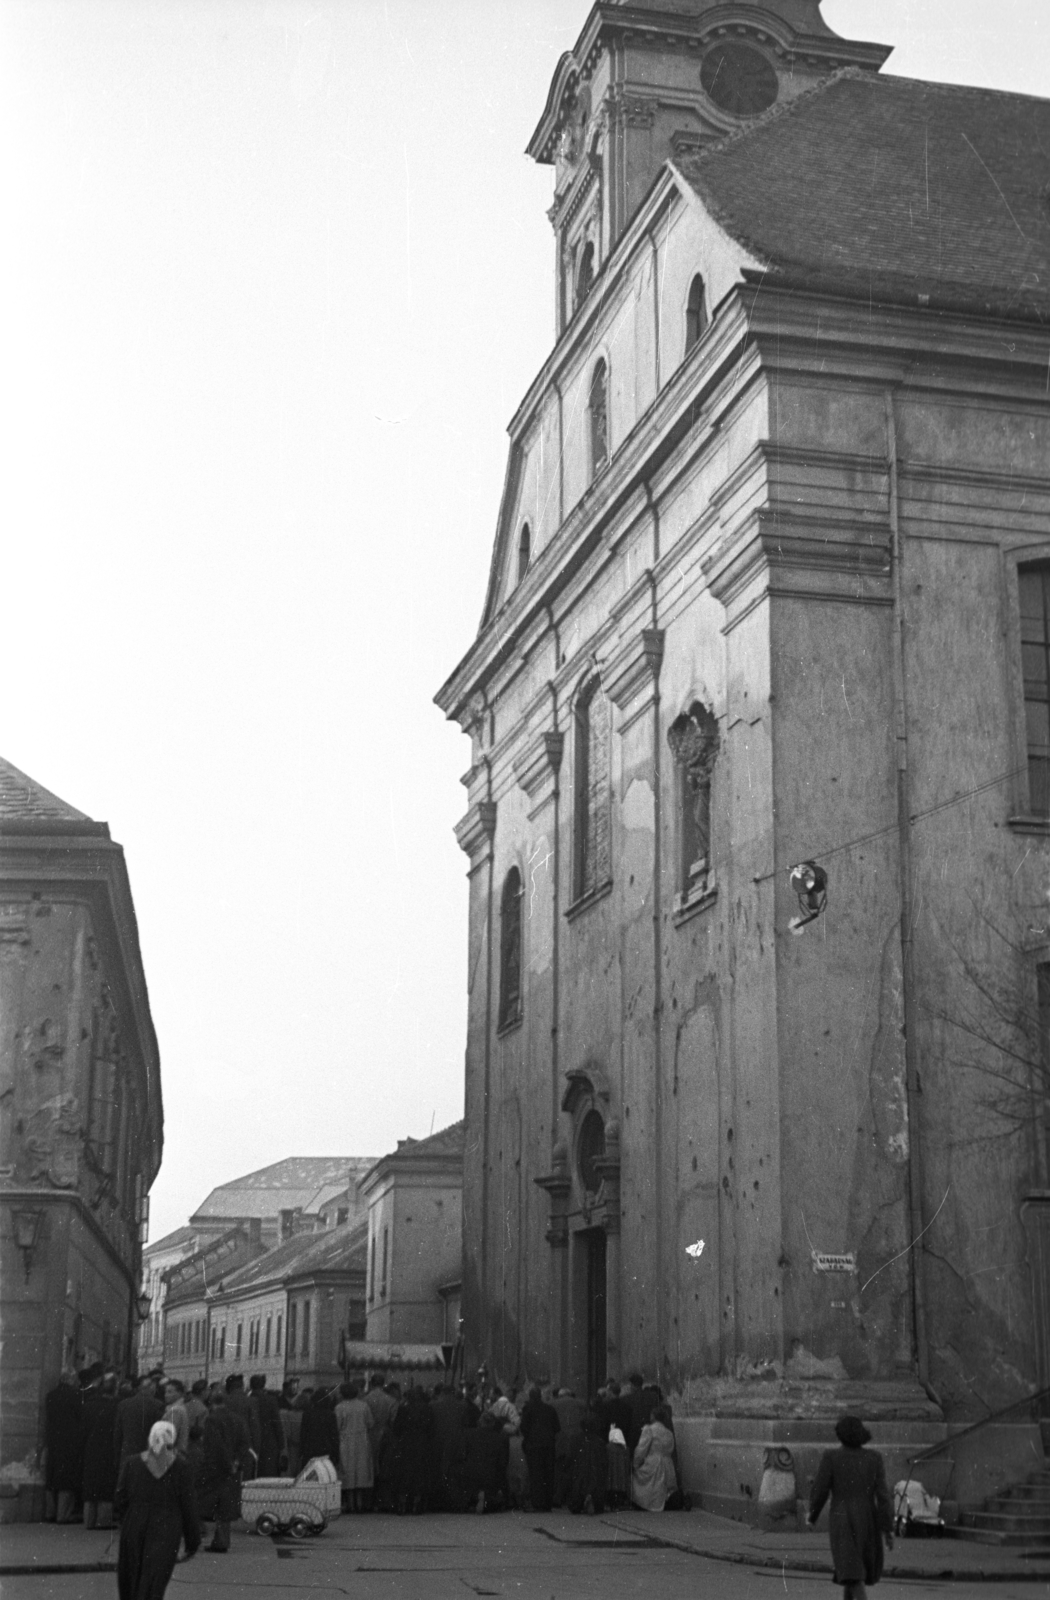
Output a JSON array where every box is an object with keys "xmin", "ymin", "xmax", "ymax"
[{"xmin": 808, "ymin": 1416, "xmax": 894, "ymax": 1599}]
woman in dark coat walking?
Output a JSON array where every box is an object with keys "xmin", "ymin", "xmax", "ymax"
[
  {"xmin": 114, "ymin": 1421, "xmax": 200, "ymax": 1600},
  {"xmin": 808, "ymin": 1416, "xmax": 894, "ymax": 1600}
]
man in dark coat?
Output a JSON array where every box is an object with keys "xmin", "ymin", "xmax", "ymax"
[
  {"xmin": 81, "ymin": 1373, "xmax": 119, "ymax": 1528},
  {"xmin": 299, "ymin": 1389, "xmax": 340, "ymax": 1471},
  {"xmin": 519, "ymin": 1386, "xmax": 560, "ymax": 1512},
  {"xmin": 429, "ymin": 1386, "xmax": 474, "ymax": 1511},
  {"xmin": 462, "ymin": 1411, "xmax": 509, "ymax": 1513},
  {"xmin": 196, "ymin": 1394, "xmax": 241, "ymax": 1553},
  {"xmin": 551, "ymin": 1388, "xmax": 585, "ymax": 1507},
  {"xmin": 247, "ymin": 1375, "xmax": 285, "ymax": 1477},
  {"xmin": 569, "ymin": 1406, "xmax": 608, "ymax": 1515},
  {"xmin": 44, "ymin": 1371, "xmax": 83, "ymax": 1523},
  {"xmin": 115, "ymin": 1375, "xmax": 164, "ymax": 1468},
  {"xmin": 808, "ymin": 1416, "xmax": 894, "ymax": 1600},
  {"xmin": 224, "ymin": 1375, "xmax": 258, "ymax": 1475}
]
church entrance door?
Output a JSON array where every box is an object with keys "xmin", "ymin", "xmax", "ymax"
[{"xmin": 583, "ymin": 1228, "xmax": 607, "ymax": 1396}]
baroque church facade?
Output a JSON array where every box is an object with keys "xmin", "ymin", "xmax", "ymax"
[{"xmin": 436, "ymin": 0, "xmax": 1050, "ymax": 1508}]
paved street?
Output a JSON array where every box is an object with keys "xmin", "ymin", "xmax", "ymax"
[{"xmin": 3, "ymin": 1511, "xmax": 1049, "ymax": 1600}]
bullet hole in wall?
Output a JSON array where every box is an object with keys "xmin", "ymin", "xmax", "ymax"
[
  {"xmin": 727, "ymin": 1128, "xmax": 734, "ymax": 1141},
  {"xmin": 722, "ymin": 1175, "xmax": 730, "ymax": 1192},
  {"xmin": 753, "ymin": 1180, "xmax": 759, "ymax": 1190},
  {"xmin": 692, "ymin": 1156, "xmax": 698, "ymax": 1171},
  {"xmin": 728, "ymin": 1155, "xmax": 733, "ymax": 1170}
]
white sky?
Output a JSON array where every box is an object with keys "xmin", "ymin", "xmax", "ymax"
[{"xmin": 2, "ymin": 0, "xmax": 1045, "ymax": 1244}]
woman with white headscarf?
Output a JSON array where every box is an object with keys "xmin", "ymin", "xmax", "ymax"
[{"xmin": 114, "ymin": 1421, "xmax": 200, "ymax": 1600}]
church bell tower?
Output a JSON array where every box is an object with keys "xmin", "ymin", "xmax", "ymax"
[{"xmin": 527, "ymin": 1, "xmax": 891, "ymax": 334}]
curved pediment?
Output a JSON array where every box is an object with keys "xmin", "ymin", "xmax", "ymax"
[
  {"xmin": 562, "ymin": 1063, "xmax": 612, "ymax": 1115},
  {"xmin": 528, "ymin": 51, "xmax": 582, "ymax": 165}
]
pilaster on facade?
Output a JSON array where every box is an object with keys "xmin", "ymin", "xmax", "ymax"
[
  {"xmin": 604, "ymin": 627, "xmax": 664, "ymax": 731},
  {"xmin": 454, "ymin": 801, "xmax": 496, "ymax": 873}
]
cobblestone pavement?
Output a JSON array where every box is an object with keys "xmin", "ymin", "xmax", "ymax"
[{"xmin": 2, "ymin": 1510, "xmax": 1049, "ymax": 1600}]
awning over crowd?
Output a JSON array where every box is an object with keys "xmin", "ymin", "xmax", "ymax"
[{"xmin": 338, "ymin": 1338, "xmax": 454, "ymax": 1374}]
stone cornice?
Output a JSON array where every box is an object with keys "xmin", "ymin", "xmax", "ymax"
[
  {"xmin": 454, "ymin": 801, "xmax": 497, "ymax": 862},
  {"xmin": 513, "ymin": 732, "xmax": 564, "ymax": 800},
  {"xmin": 0, "ymin": 1185, "xmax": 141, "ymax": 1293},
  {"xmin": 604, "ymin": 628, "xmax": 665, "ymax": 720},
  {"xmin": 702, "ymin": 507, "xmax": 892, "ymax": 629}
]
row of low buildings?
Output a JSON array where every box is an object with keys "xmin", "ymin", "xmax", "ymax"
[{"xmin": 139, "ymin": 1121, "xmax": 464, "ymax": 1392}]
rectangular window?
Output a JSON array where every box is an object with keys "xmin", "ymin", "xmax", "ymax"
[
  {"xmin": 301, "ymin": 1300, "xmax": 311, "ymax": 1357},
  {"xmin": 381, "ymin": 1226, "xmax": 389, "ymax": 1297},
  {"xmin": 265, "ymin": 1315, "xmax": 272, "ymax": 1356},
  {"xmin": 219, "ymin": 1327, "xmax": 226, "ymax": 1359},
  {"xmin": 210, "ymin": 1326, "xmax": 216, "ymax": 1359},
  {"xmin": 369, "ymin": 1234, "xmax": 376, "ymax": 1305},
  {"xmin": 573, "ymin": 680, "xmax": 611, "ymax": 901},
  {"xmin": 289, "ymin": 1302, "xmax": 298, "ymax": 1355},
  {"xmin": 1020, "ymin": 564, "xmax": 1050, "ymax": 815},
  {"xmin": 235, "ymin": 1323, "xmax": 243, "ymax": 1358},
  {"xmin": 275, "ymin": 1313, "xmax": 282, "ymax": 1355}
]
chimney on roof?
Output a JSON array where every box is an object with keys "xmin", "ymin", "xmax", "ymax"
[
  {"xmin": 279, "ymin": 1209, "xmax": 295, "ymax": 1242},
  {"xmin": 247, "ymin": 1217, "xmax": 264, "ymax": 1257}
]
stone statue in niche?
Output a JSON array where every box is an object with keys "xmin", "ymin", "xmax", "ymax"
[{"xmin": 667, "ymin": 703, "xmax": 720, "ymax": 890}]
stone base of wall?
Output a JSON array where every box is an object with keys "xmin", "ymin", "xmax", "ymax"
[
  {"xmin": 673, "ymin": 1379, "xmax": 947, "ymax": 1525},
  {"xmin": 675, "ymin": 1383, "xmax": 1047, "ymax": 1523},
  {"xmin": 0, "ymin": 1484, "xmax": 46, "ymax": 1524}
]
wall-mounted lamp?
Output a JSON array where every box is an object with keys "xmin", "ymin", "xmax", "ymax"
[
  {"xmin": 135, "ymin": 1291, "xmax": 153, "ymax": 1324},
  {"xmin": 788, "ymin": 861, "xmax": 828, "ymax": 935},
  {"xmin": 13, "ymin": 1208, "xmax": 44, "ymax": 1283}
]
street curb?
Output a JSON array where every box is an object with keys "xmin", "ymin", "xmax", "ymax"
[
  {"xmin": 0, "ymin": 1563, "xmax": 118, "ymax": 1576},
  {"xmin": 599, "ymin": 1518, "xmax": 1050, "ymax": 1584}
]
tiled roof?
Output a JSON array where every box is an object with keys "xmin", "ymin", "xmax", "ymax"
[
  {"xmin": 143, "ymin": 1224, "xmax": 199, "ymax": 1257},
  {"xmin": 0, "ymin": 757, "xmax": 108, "ymax": 835},
  {"xmin": 217, "ymin": 1218, "xmax": 367, "ymax": 1297},
  {"xmin": 191, "ymin": 1157, "xmax": 377, "ymax": 1221},
  {"xmin": 677, "ymin": 71, "xmax": 1050, "ymax": 319},
  {"xmin": 370, "ymin": 1120, "xmax": 465, "ymax": 1173}
]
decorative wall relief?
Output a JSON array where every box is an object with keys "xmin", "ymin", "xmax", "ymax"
[{"xmin": 12, "ymin": 1093, "xmax": 80, "ymax": 1188}]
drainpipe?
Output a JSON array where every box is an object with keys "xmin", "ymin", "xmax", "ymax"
[
  {"xmin": 546, "ymin": 613, "xmax": 562, "ymax": 1138},
  {"xmin": 481, "ymin": 749, "xmax": 495, "ymax": 1372},
  {"xmin": 643, "ymin": 484, "xmax": 664, "ymax": 1384},
  {"xmin": 886, "ymin": 389, "xmax": 929, "ymax": 1388}
]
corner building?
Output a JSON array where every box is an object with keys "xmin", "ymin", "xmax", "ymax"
[{"xmin": 436, "ymin": 0, "xmax": 1050, "ymax": 1513}]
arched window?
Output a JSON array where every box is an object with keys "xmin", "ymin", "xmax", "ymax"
[
  {"xmin": 589, "ymin": 360, "xmax": 609, "ymax": 479},
  {"xmin": 685, "ymin": 274, "xmax": 708, "ymax": 354},
  {"xmin": 498, "ymin": 867, "xmax": 523, "ymax": 1030},
  {"xmin": 667, "ymin": 701, "xmax": 720, "ymax": 901},
  {"xmin": 575, "ymin": 240, "xmax": 595, "ymax": 307},
  {"xmin": 573, "ymin": 677, "xmax": 611, "ymax": 901},
  {"xmin": 517, "ymin": 523, "xmax": 531, "ymax": 585}
]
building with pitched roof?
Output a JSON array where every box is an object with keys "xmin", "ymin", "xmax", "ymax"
[
  {"xmin": 361, "ymin": 1122, "xmax": 464, "ymax": 1347},
  {"xmin": 161, "ymin": 1218, "xmax": 367, "ymax": 1392},
  {"xmin": 0, "ymin": 758, "xmax": 161, "ymax": 1509},
  {"xmin": 436, "ymin": 0, "xmax": 1050, "ymax": 1517},
  {"xmin": 137, "ymin": 1224, "xmax": 202, "ymax": 1372},
  {"xmin": 190, "ymin": 1156, "xmax": 376, "ymax": 1249}
]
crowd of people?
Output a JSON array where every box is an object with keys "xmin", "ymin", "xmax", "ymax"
[{"xmin": 43, "ymin": 1363, "xmax": 684, "ymax": 1544}]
